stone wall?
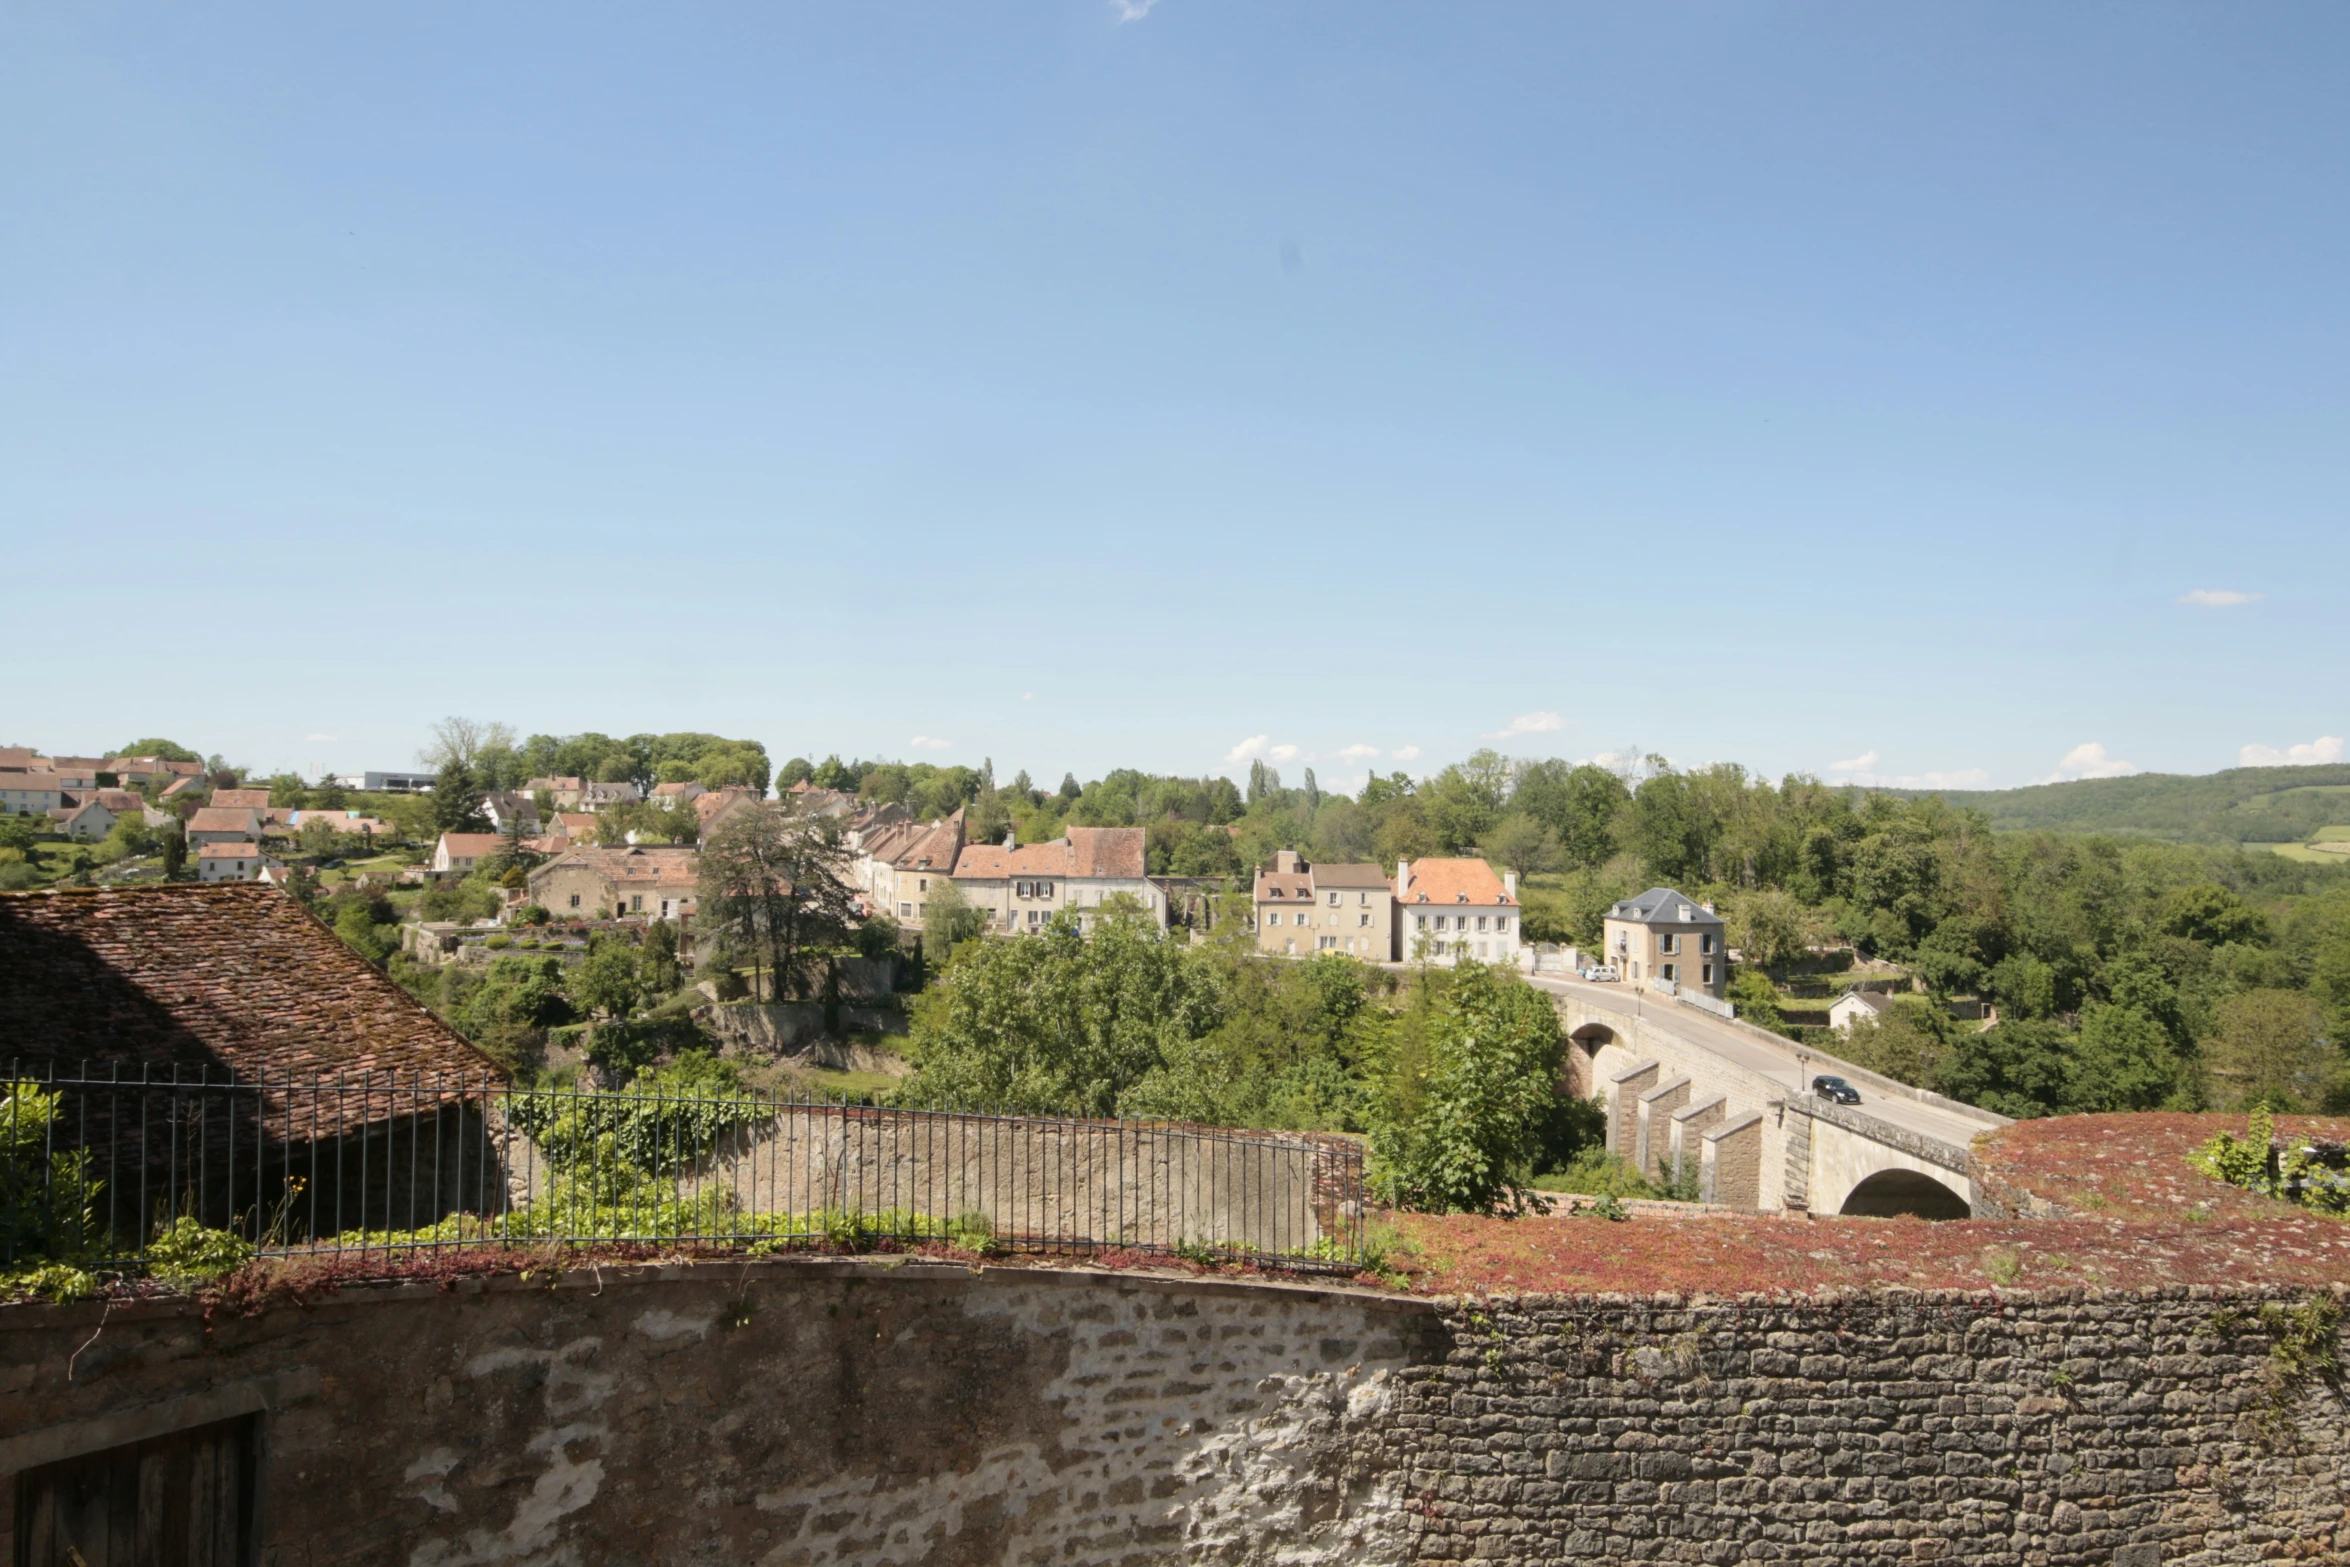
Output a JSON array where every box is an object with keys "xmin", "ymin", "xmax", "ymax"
[
  {"xmin": 2, "ymin": 1266, "xmax": 2344, "ymax": 1564},
  {"xmin": 1383, "ymin": 1288, "xmax": 2350, "ymax": 1565}
]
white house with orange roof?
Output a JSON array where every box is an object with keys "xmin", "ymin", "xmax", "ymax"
[
  {"xmin": 1392, "ymin": 857, "xmax": 1526, "ymax": 969},
  {"xmin": 198, "ymin": 840, "xmax": 284, "ymax": 883},
  {"xmin": 951, "ymin": 827, "xmax": 1164, "ymax": 935}
]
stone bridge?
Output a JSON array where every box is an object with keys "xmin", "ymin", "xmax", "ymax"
[{"xmin": 1532, "ymin": 977, "xmax": 2009, "ymax": 1219}]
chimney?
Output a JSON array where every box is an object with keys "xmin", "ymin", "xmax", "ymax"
[
  {"xmin": 1275, "ymin": 849, "xmax": 1301, "ymax": 874},
  {"xmin": 1504, "ymin": 871, "xmax": 1517, "ymax": 900},
  {"xmin": 1396, "ymin": 859, "xmax": 1411, "ymax": 898},
  {"xmin": 1004, "ymin": 829, "xmax": 1016, "ymax": 849},
  {"xmin": 1700, "ymin": 901, "xmax": 1716, "ymax": 915}
]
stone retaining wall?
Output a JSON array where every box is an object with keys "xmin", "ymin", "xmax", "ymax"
[{"xmin": 2, "ymin": 1265, "xmax": 2344, "ymax": 1563}]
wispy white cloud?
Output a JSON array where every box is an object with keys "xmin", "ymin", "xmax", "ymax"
[
  {"xmin": 2178, "ymin": 588, "xmax": 2264, "ymax": 607},
  {"xmin": 1821, "ymin": 747, "xmax": 1987, "ymax": 789},
  {"xmin": 1390, "ymin": 745, "xmax": 1422, "ymax": 762},
  {"xmin": 1108, "ymin": 0, "xmax": 1159, "ymax": 21},
  {"xmin": 1483, "ymin": 710, "xmax": 1564, "ymax": 741},
  {"xmin": 1268, "ymin": 743, "xmax": 1301, "ymax": 764},
  {"xmin": 1223, "ymin": 734, "xmax": 1271, "ymax": 766},
  {"xmin": 1335, "ymin": 743, "xmax": 1381, "ymax": 763},
  {"xmin": 2241, "ymin": 735, "xmax": 2345, "ymax": 768},
  {"xmin": 1021, "ymin": 691, "xmax": 1035, "ymax": 702},
  {"xmin": 909, "ymin": 735, "xmax": 952, "ymax": 751},
  {"xmin": 2041, "ymin": 742, "xmax": 2138, "ymax": 784},
  {"xmin": 305, "ymin": 733, "xmax": 338, "ymax": 743}
]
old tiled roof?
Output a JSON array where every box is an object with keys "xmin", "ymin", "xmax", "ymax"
[
  {"xmin": 436, "ymin": 832, "xmax": 505, "ymax": 860},
  {"xmin": 868, "ymin": 809, "xmax": 965, "ymax": 872},
  {"xmin": 187, "ymin": 806, "xmax": 262, "ymax": 834},
  {"xmin": 92, "ymin": 790, "xmax": 146, "ymax": 812},
  {"xmin": 1311, "ymin": 862, "xmax": 1390, "ymax": 889},
  {"xmin": 0, "ymin": 883, "xmax": 500, "ymax": 1081},
  {"xmin": 1254, "ymin": 870, "xmax": 1312, "ymax": 901},
  {"xmin": 196, "ymin": 840, "xmax": 266, "ymax": 859},
  {"xmin": 557, "ymin": 813, "xmax": 598, "ymax": 835},
  {"xmin": 529, "ymin": 845, "xmax": 700, "ymax": 892},
  {"xmin": 1067, "ymin": 827, "xmax": 1145, "ymax": 879},
  {"xmin": 1397, "ymin": 858, "xmax": 1516, "ymax": 907},
  {"xmin": 650, "ymin": 781, "xmax": 704, "ymax": 798},
  {"xmin": 524, "ymin": 776, "xmax": 585, "ymax": 792},
  {"xmin": 212, "ymin": 788, "xmax": 273, "ymax": 809},
  {"xmin": 160, "ymin": 776, "xmax": 202, "ymax": 798},
  {"xmin": 0, "ymin": 747, "xmax": 39, "ymax": 769},
  {"xmin": 1, "ymin": 772, "xmax": 65, "ymax": 792},
  {"xmin": 954, "ymin": 826, "xmax": 1144, "ymax": 882}
]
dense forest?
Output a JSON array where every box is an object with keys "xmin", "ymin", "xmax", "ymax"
[{"xmin": 1918, "ymin": 763, "xmax": 2350, "ymax": 845}]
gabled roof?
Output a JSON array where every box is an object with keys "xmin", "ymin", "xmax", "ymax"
[
  {"xmin": 1310, "ymin": 862, "xmax": 1390, "ymax": 890},
  {"xmin": 196, "ymin": 839, "xmax": 267, "ymax": 859},
  {"xmin": 953, "ymin": 826, "xmax": 1145, "ymax": 882},
  {"xmin": 0, "ymin": 884, "xmax": 500, "ymax": 1081},
  {"xmin": 528, "ymin": 844, "xmax": 700, "ymax": 891},
  {"xmin": 1397, "ymin": 857, "xmax": 1516, "ymax": 907},
  {"xmin": 1833, "ymin": 989, "xmax": 1894, "ymax": 1015},
  {"xmin": 159, "ymin": 776, "xmax": 203, "ymax": 798},
  {"xmin": 212, "ymin": 789, "xmax": 273, "ymax": 809},
  {"xmin": 1, "ymin": 772, "xmax": 65, "ymax": 792},
  {"xmin": 1253, "ymin": 870, "xmax": 1312, "ymax": 901},
  {"xmin": 436, "ymin": 832, "xmax": 505, "ymax": 859},
  {"xmin": 186, "ymin": 806, "xmax": 262, "ymax": 834},
  {"xmin": 1607, "ymin": 887, "xmax": 1724, "ymax": 926},
  {"xmin": 867, "ymin": 809, "xmax": 965, "ymax": 872}
]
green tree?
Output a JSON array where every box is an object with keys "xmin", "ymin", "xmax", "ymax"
[
  {"xmin": 2205, "ymin": 989, "xmax": 2329, "ymax": 1111},
  {"xmin": 903, "ymin": 908, "xmax": 1224, "ymax": 1115},
  {"xmin": 431, "ymin": 760, "xmax": 489, "ymax": 834},
  {"xmin": 116, "ymin": 738, "xmax": 201, "ymax": 763},
  {"xmin": 1483, "ymin": 814, "xmax": 1560, "ymax": 879},
  {"xmin": 1726, "ymin": 887, "xmax": 1813, "ymax": 969},
  {"xmin": 639, "ymin": 918, "xmax": 683, "ymax": 995},
  {"xmin": 920, "ymin": 878, "xmax": 989, "ymax": 967},
  {"xmin": 158, "ymin": 819, "xmax": 187, "ymax": 879},
  {"xmin": 1511, "ymin": 762, "xmax": 1630, "ymax": 870},
  {"xmin": 569, "ymin": 934, "xmax": 645, "ymax": 1020},
  {"xmin": 2068, "ymin": 1003, "xmax": 2185, "ymax": 1112},
  {"xmin": 696, "ymin": 798, "xmax": 861, "ymax": 1001},
  {"xmin": 1367, "ymin": 962, "xmax": 1563, "ymax": 1213},
  {"xmin": 1726, "ymin": 967, "xmax": 1786, "ymax": 1033}
]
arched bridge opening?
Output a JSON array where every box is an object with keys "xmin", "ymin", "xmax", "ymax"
[
  {"xmin": 1840, "ymin": 1168, "xmax": 1972, "ymax": 1220},
  {"xmin": 1563, "ymin": 1023, "xmax": 1616, "ymax": 1098}
]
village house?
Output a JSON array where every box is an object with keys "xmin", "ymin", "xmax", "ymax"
[
  {"xmin": 950, "ymin": 827, "xmax": 1163, "ymax": 934},
  {"xmin": 107, "ymin": 755, "xmax": 207, "ymax": 786},
  {"xmin": 1828, "ymin": 989, "xmax": 1895, "ymax": 1033},
  {"xmin": 480, "ymin": 791, "xmax": 541, "ymax": 834},
  {"xmin": 1252, "ymin": 851, "xmax": 1396, "ymax": 960},
  {"xmin": 159, "ymin": 774, "xmax": 205, "ymax": 802},
  {"xmin": 1601, "ymin": 885, "xmax": 1728, "ymax": 998},
  {"xmin": 522, "ymin": 775, "xmax": 588, "ymax": 809},
  {"xmin": 1394, "ymin": 857, "xmax": 1526, "ymax": 969},
  {"xmin": 211, "ymin": 788, "xmax": 274, "ymax": 811},
  {"xmin": 198, "ymin": 840, "xmax": 284, "ymax": 882},
  {"xmin": 650, "ymin": 780, "xmax": 707, "ymax": 805},
  {"xmin": 430, "ymin": 832, "xmax": 505, "ymax": 876},
  {"xmin": 42, "ymin": 759, "xmax": 104, "ymax": 790},
  {"xmin": 185, "ymin": 804, "xmax": 266, "ymax": 846},
  {"xmin": 1, "ymin": 772, "xmax": 67, "ymax": 815},
  {"xmin": 527, "ymin": 844, "xmax": 700, "ymax": 920},
  {"xmin": 0, "ymin": 747, "xmax": 42, "ymax": 771},
  {"xmin": 49, "ymin": 790, "xmax": 164, "ymax": 842},
  {"xmin": 582, "ymin": 780, "xmax": 642, "ymax": 812},
  {"xmin": 856, "ymin": 809, "xmax": 967, "ymax": 930},
  {"xmin": 696, "ymin": 786, "xmax": 763, "ymax": 837}
]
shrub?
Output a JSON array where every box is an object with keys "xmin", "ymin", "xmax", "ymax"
[{"xmin": 1368, "ymin": 963, "xmax": 1564, "ymax": 1214}]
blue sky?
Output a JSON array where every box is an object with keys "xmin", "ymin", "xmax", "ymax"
[{"xmin": 4, "ymin": 3, "xmax": 2345, "ymax": 793}]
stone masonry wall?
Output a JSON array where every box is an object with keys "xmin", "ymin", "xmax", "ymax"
[
  {"xmin": 2, "ymin": 1265, "xmax": 2345, "ymax": 1564},
  {"xmin": 1381, "ymin": 1287, "xmax": 2350, "ymax": 1566}
]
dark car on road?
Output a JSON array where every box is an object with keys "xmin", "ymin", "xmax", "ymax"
[{"xmin": 1812, "ymin": 1075, "xmax": 1861, "ymax": 1105}]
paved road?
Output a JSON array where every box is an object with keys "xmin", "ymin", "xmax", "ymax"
[{"xmin": 1527, "ymin": 975, "xmax": 2004, "ymax": 1152}]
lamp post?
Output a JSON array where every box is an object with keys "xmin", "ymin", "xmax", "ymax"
[{"xmin": 1796, "ymin": 1050, "xmax": 1810, "ymax": 1098}]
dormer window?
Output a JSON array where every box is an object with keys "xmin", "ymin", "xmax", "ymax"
[
  {"xmin": 1678, "ymin": 905, "xmax": 1693, "ymax": 921},
  {"xmin": 1455, "ymin": 893, "xmax": 1467, "ymax": 903}
]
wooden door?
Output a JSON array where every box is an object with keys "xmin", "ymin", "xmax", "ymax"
[{"xmin": 14, "ymin": 1413, "xmax": 255, "ymax": 1566}]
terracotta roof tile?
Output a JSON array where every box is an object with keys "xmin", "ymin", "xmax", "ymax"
[
  {"xmin": 1396, "ymin": 857, "xmax": 1515, "ymax": 907},
  {"xmin": 0, "ymin": 883, "xmax": 501, "ymax": 1083},
  {"xmin": 211, "ymin": 789, "xmax": 273, "ymax": 809},
  {"xmin": 436, "ymin": 833, "xmax": 505, "ymax": 859},
  {"xmin": 187, "ymin": 806, "xmax": 262, "ymax": 834}
]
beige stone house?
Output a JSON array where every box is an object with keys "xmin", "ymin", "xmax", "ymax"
[
  {"xmin": 1, "ymin": 773, "xmax": 67, "ymax": 816},
  {"xmin": 197, "ymin": 840, "xmax": 283, "ymax": 883},
  {"xmin": 1601, "ymin": 886, "xmax": 1728, "ymax": 998},
  {"xmin": 186, "ymin": 805, "xmax": 266, "ymax": 846},
  {"xmin": 528, "ymin": 845, "xmax": 700, "ymax": 921},
  {"xmin": 430, "ymin": 832, "xmax": 505, "ymax": 876},
  {"xmin": 1251, "ymin": 851, "xmax": 1394, "ymax": 959},
  {"xmin": 1394, "ymin": 858, "xmax": 1525, "ymax": 969},
  {"xmin": 858, "ymin": 809, "xmax": 967, "ymax": 930},
  {"xmin": 951, "ymin": 828, "xmax": 1163, "ymax": 934}
]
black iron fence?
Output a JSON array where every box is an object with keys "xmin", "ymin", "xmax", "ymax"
[{"xmin": 2, "ymin": 1064, "xmax": 1367, "ymax": 1274}]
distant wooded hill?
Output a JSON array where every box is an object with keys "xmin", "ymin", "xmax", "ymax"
[{"xmin": 1897, "ymin": 764, "xmax": 2350, "ymax": 846}]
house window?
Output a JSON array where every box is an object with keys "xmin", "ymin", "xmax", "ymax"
[
  {"xmin": 1359, "ymin": 913, "xmax": 1371, "ymax": 927},
  {"xmin": 1416, "ymin": 914, "xmax": 1429, "ymax": 931},
  {"xmin": 1661, "ymin": 933, "xmax": 1679, "ymax": 954},
  {"xmin": 1702, "ymin": 962, "xmax": 1714, "ymax": 985},
  {"xmin": 1038, "ymin": 882, "xmax": 1053, "ymax": 899},
  {"xmin": 1701, "ymin": 933, "xmax": 1715, "ymax": 954},
  {"xmin": 1016, "ymin": 881, "xmax": 1030, "ymax": 898},
  {"xmin": 918, "ymin": 878, "xmax": 928, "ymax": 892},
  {"xmin": 1476, "ymin": 916, "xmax": 1489, "ymax": 932},
  {"xmin": 631, "ymin": 894, "xmax": 643, "ymax": 911},
  {"xmin": 569, "ymin": 894, "xmax": 581, "ymax": 908},
  {"xmin": 1661, "ymin": 963, "xmax": 1677, "ymax": 982},
  {"xmin": 1496, "ymin": 917, "xmax": 1510, "ymax": 935},
  {"xmin": 899, "ymin": 903, "xmax": 913, "ymax": 918},
  {"xmin": 1327, "ymin": 892, "xmax": 1339, "ymax": 906}
]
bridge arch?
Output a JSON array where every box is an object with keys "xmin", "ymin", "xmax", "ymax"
[
  {"xmin": 1839, "ymin": 1168, "xmax": 1972, "ymax": 1220},
  {"xmin": 1562, "ymin": 1023, "xmax": 1616, "ymax": 1097}
]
